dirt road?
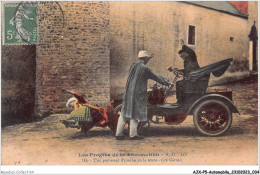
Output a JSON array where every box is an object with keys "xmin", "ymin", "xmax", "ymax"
[{"xmin": 1, "ymin": 82, "xmax": 258, "ymax": 165}]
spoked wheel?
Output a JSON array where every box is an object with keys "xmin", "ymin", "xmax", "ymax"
[{"xmin": 193, "ymin": 99, "xmax": 232, "ymax": 136}]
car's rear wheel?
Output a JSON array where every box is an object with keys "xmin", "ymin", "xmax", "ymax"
[{"xmin": 193, "ymin": 99, "xmax": 232, "ymax": 136}]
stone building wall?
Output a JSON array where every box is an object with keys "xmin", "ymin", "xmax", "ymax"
[
  {"xmin": 36, "ymin": 1, "xmax": 110, "ymax": 116},
  {"xmin": 179, "ymin": 2, "xmax": 249, "ymax": 71},
  {"xmin": 109, "ymin": 1, "xmax": 252, "ymax": 98},
  {"xmin": 110, "ymin": 2, "xmax": 179, "ymax": 98}
]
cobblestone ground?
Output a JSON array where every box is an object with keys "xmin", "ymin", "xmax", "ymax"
[{"xmin": 1, "ymin": 81, "xmax": 258, "ymax": 165}]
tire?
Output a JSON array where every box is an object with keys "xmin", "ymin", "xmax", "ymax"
[{"xmin": 193, "ymin": 99, "xmax": 232, "ymax": 136}]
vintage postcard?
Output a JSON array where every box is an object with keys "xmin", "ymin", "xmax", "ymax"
[{"xmin": 1, "ymin": 1, "xmax": 259, "ymax": 174}]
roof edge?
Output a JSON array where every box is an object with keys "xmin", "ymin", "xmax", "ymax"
[{"xmin": 183, "ymin": 2, "xmax": 248, "ymax": 19}]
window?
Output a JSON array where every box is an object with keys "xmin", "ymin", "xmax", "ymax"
[{"xmin": 188, "ymin": 25, "xmax": 195, "ymax": 45}]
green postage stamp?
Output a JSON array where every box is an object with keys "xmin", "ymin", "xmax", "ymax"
[{"xmin": 4, "ymin": 2, "xmax": 38, "ymax": 45}]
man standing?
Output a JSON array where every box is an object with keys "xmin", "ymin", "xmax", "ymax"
[
  {"xmin": 176, "ymin": 40, "xmax": 200, "ymax": 104},
  {"xmin": 115, "ymin": 51, "xmax": 171, "ymax": 140}
]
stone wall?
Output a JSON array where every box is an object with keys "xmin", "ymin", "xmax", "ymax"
[
  {"xmin": 36, "ymin": 1, "xmax": 110, "ymax": 116},
  {"xmin": 109, "ymin": 1, "xmax": 252, "ymax": 99},
  {"xmin": 110, "ymin": 2, "xmax": 179, "ymax": 98}
]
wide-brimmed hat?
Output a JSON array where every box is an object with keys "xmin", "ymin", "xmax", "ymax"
[{"xmin": 138, "ymin": 50, "xmax": 154, "ymax": 59}]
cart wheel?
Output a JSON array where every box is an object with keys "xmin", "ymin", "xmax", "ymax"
[{"xmin": 193, "ymin": 99, "xmax": 232, "ymax": 136}]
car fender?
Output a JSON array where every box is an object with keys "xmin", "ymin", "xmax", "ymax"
[{"xmin": 187, "ymin": 94, "xmax": 240, "ymax": 115}]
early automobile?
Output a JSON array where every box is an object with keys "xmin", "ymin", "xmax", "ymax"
[{"xmin": 61, "ymin": 58, "xmax": 239, "ymax": 136}]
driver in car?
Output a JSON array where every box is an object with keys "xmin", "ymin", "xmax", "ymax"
[{"xmin": 176, "ymin": 39, "xmax": 200, "ymax": 104}]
